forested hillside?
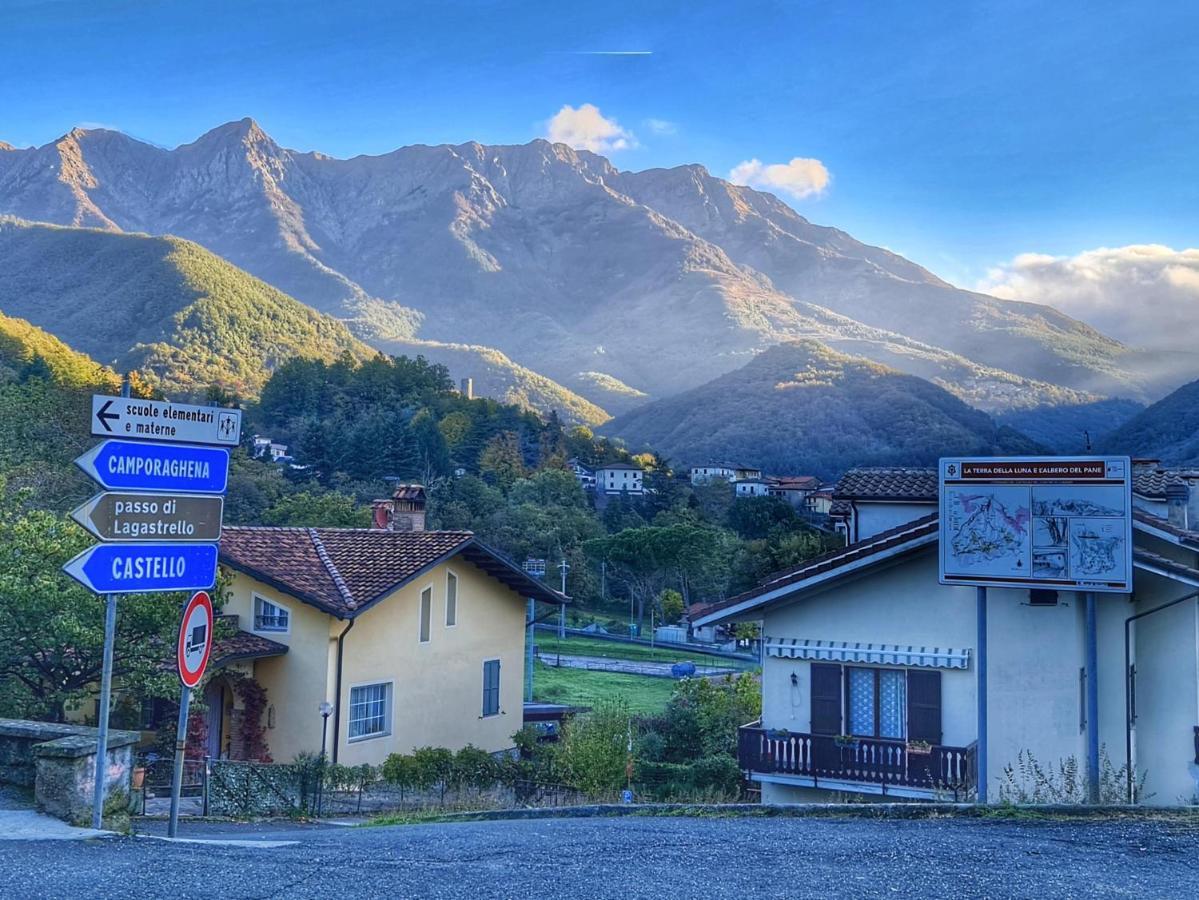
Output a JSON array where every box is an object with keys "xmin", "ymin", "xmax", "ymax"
[
  {"xmin": 1100, "ymin": 378, "xmax": 1199, "ymax": 464},
  {"xmin": 603, "ymin": 340, "xmax": 1043, "ymax": 478},
  {"xmin": 0, "ymin": 217, "xmax": 373, "ymax": 397},
  {"xmin": 248, "ymin": 354, "xmax": 837, "ymax": 614}
]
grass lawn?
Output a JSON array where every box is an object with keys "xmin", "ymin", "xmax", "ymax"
[
  {"xmin": 531, "ymin": 660, "xmax": 678, "ymax": 715},
  {"xmin": 536, "ymin": 633, "xmax": 753, "ymax": 669}
]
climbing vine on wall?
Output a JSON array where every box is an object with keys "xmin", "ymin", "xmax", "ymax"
[{"xmin": 229, "ymin": 674, "xmax": 272, "ymax": 763}]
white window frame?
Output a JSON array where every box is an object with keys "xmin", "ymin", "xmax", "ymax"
[
  {"xmin": 346, "ymin": 680, "xmax": 393, "ymax": 743},
  {"xmin": 445, "ymin": 569, "xmax": 459, "ymax": 628},
  {"xmin": 252, "ymin": 593, "xmax": 291, "ymax": 635},
  {"xmin": 418, "ymin": 584, "xmax": 433, "ymax": 644}
]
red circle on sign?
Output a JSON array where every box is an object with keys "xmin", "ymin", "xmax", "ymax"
[{"xmin": 177, "ymin": 590, "xmax": 214, "ymax": 688}]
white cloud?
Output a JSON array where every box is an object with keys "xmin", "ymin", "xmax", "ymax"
[
  {"xmin": 545, "ymin": 104, "xmax": 636, "ymax": 153},
  {"xmin": 978, "ymin": 244, "xmax": 1199, "ymax": 350},
  {"xmin": 644, "ymin": 118, "xmax": 677, "ymax": 136},
  {"xmin": 728, "ymin": 157, "xmax": 830, "ymax": 200}
]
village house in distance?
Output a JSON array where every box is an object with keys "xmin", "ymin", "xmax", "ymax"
[
  {"xmin": 204, "ymin": 486, "xmax": 565, "ymax": 765},
  {"xmin": 698, "ymin": 460, "xmax": 1199, "ymax": 805}
]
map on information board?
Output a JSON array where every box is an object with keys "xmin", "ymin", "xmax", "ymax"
[{"xmin": 939, "ymin": 457, "xmax": 1132, "ymax": 593}]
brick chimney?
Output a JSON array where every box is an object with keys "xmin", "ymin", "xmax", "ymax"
[{"xmin": 371, "ymin": 484, "xmax": 427, "ymax": 532}]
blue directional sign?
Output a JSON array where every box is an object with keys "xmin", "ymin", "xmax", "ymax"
[
  {"xmin": 75, "ymin": 440, "xmax": 229, "ymax": 494},
  {"xmin": 62, "ymin": 543, "xmax": 218, "ymax": 595}
]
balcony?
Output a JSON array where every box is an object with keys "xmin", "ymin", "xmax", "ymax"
[{"xmin": 738, "ymin": 723, "xmax": 976, "ymax": 800}]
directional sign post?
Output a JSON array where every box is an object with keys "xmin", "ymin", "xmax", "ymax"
[
  {"xmin": 76, "ymin": 392, "xmax": 236, "ymax": 829},
  {"xmin": 75, "ymin": 440, "xmax": 230, "ymax": 494},
  {"xmin": 72, "ymin": 492, "xmax": 224, "ymax": 542},
  {"xmin": 91, "ymin": 395, "xmax": 242, "ymax": 446},
  {"xmin": 62, "ymin": 543, "xmax": 219, "ymax": 595},
  {"xmin": 168, "ymin": 591, "xmax": 214, "ymax": 838}
]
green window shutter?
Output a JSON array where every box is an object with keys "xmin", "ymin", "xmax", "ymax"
[{"xmin": 483, "ymin": 660, "xmax": 500, "ymax": 716}]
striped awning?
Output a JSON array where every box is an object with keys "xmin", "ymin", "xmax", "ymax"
[{"xmin": 764, "ymin": 638, "xmax": 971, "ymax": 670}]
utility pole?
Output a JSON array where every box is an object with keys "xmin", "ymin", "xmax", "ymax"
[{"xmin": 557, "ymin": 558, "xmax": 570, "ymax": 639}]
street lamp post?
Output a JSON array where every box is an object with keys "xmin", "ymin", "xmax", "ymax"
[{"xmin": 317, "ymin": 701, "xmax": 332, "ymax": 817}]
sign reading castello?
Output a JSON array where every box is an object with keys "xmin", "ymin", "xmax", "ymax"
[{"xmin": 939, "ymin": 456, "xmax": 1133, "ymax": 593}]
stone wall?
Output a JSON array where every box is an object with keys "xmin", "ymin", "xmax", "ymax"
[{"xmin": 0, "ymin": 718, "xmax": 139, "ymax": 827}]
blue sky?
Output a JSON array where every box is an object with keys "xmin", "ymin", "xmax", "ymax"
[{"xmin": 1, "ymin": 0, "xmax": 1196, "ymax": 288}]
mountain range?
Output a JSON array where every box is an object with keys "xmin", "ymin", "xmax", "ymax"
[
  {"xmin": 603, "ymin": 340, "xmax": 1042, "ymax": 477},
  {"xmin": 1, "ymin": 119, "xmax": 1195, "ymax": 465},
  {"xmin": 2, "ymin": 122, "xmax": 1188, "ymax": 401}
]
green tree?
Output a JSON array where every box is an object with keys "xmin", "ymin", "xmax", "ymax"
[
  {"xmin": 261, "ymin": 491, "xmax": 371, "ymax": 527},
  {"xmin": 659, "ymin": 589, "xmax": 684, "ymax": 625},
  {"xmin": 478, "ymin": 431, "xmax": 528, "ymax": 489},
  {"xmin": 0, "ymin": 498, "xmax": 181, "ymax": 721}
]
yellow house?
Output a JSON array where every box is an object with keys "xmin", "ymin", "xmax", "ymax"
[{"xmin": 210, "ymin": 523, "xmax": 565, "ymax": 766}]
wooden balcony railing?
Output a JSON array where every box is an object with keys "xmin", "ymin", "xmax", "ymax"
[{"xmin": 737, "ymin": 723, "xmax": 975, "ymax": 798}]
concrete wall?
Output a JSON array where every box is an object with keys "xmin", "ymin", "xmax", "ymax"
[
  {"xmin": 0, "ymin": 719, "xmax": 138, "ymax": 827},
  {"xmin": 851, "ymin": 502, "xmax": 935, "ymax": 541},
  {"xmin": 1127, "ymin": 561, "xmax": 1199, "ymax": 805}
]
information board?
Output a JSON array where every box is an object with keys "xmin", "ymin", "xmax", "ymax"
[{"xmin": 938, "ymin": 457, "xmax": 1132, "ymax": 593}]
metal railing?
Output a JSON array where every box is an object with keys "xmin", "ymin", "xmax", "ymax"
[{"xmin": 737, "ymin": 723, "xmax": 974, "ymax": 798}]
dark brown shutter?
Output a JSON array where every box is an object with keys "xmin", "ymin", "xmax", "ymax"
[
  {"xmin": 810, "ymin": 663, "xmax": 843, "ymax": 734},
  {"xmin": 907, "ymin": 670, "xmax": 942, "ymax": 744}
]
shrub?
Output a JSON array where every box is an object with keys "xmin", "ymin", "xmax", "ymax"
[
  {"xmin": 412, "ymin": 746, "xmax": 456, "ymax": 803},
  {"xmin": 557, "ymin": 698, "xmax": 631, "ymax": 799},
  {"xmin": 455, "ymin": 745, "xmax": 498, "ymax": 792}
]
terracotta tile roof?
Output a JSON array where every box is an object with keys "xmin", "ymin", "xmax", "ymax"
[
  {"xmin": 834, "ymin": 467, "xmax": 939, "ymax": 502},
  {"xmin": 390, "ymin": 485, "xmax": 427, "ymax": 501},
  {"xmin": 219, "ymin": 527, "xmax": 565, "ymax": 617},
  {"xmin": 770, "ymin": 476, "xmax": 821, "ymax": 489},
  {"xmin": 694, "ymin": 514, "xmax": 939, "ymax": 625},
  {"xmin": 211, "ymin": 628, "xmax": 289, "ymax": 667},
  {"xmin": 1132, "ymin": 468, "xmax": 1199, "ymax": 500},
  {"xmin": 829, "ymin": 499, "xmax": 852, "ymax": 517}
]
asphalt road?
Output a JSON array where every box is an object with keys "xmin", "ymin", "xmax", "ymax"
[{"xmin": 4, "ymin": 814, "xmax": 1199, "ymax": 899}]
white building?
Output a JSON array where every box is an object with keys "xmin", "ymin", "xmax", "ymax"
[
  {"xmin": 691, "ymin": 464, "xmax": 737, "ymax": 485},
  {"xmin": 691, "ymin": 463, "xmax": 763, "ymax": 485},
  {"xmin": 697, "ymin": 466, "xmax": 1199, "ymax": 806},
  {"xmin": 566, "ymin": 457, "xmax": 596, "ymax": 490},
  {"xmin": 252, "ymin": 435, "xmax": 290, "ymax": 463},
  {"xmin": 735, "ymin": 479, "xmax": 771, "ymax": 498},
  {"xmin": 828, "ymin": 467, "xmax": 938, "ymax": 542},
  {"xmin": 595, "ymin": 462, "xmax": 644, "ymax": 495},
  {"xmin": 768, "ymin": 476, "xmax": 822, "ymax": 507}
]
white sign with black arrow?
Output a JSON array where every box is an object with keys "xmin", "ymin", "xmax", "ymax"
[{"xmin": 91, "ymin": 395, "xmax": 242, "ymax": 446}]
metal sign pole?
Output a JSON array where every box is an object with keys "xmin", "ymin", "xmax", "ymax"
[
  {"xmin": 976, "ymin": 585, "xmax": 988, "ymax": 804},
  {"xmin": 167, "ymin": 685, "xmax": 192, "ymax": 837},
  {"xmin": 1085, "ymin": 591, "xmax": 1100, "ymax": 803},
  {"xmin": 90, "ymin": 592, "xmax": 118, "ymax": 829}
]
